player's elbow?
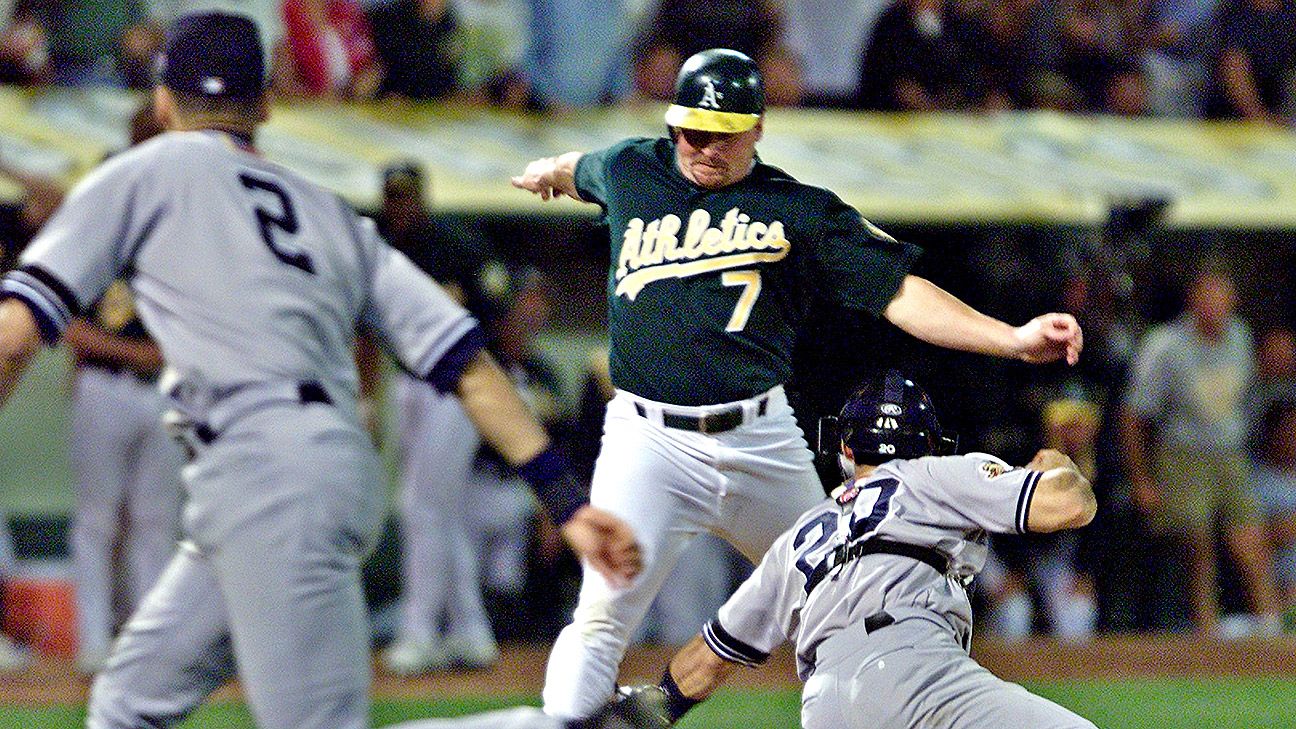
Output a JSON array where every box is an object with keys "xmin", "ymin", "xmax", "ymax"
[{"xmin": 1028, "ymin": 470, "xmax": 1096, "ymax": 533}]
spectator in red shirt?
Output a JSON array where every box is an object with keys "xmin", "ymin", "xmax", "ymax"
[{"xmin": 276, "ymin": 0, "xmax": 382, "ymax": 99}]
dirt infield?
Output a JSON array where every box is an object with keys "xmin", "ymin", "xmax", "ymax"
[{"xmin": 2, "ymin": 636, "xmax": 1294, "ymax": 707}]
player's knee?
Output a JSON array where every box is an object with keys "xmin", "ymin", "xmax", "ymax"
[{"xmin": 571, "ymin": 600, "xmax": 636, "ymax": 649}]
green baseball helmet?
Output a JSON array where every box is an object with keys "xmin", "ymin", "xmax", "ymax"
[{"xmin": 664, "ymin": 48, "xmax": 764, "ymax": 133}]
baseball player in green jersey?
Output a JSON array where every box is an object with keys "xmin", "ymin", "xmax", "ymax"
[{"xmin": 512, "ymin": 48, "xmax": 1083, "ymax": 720}]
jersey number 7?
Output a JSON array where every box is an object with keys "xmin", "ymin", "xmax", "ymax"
[
  {"xmin": 239, "ymin": 173, "xmax": 315, "ymax": 275},
  {"xmin": 722, "ymin": 270, "xmax": 761, "ymax": 332}
]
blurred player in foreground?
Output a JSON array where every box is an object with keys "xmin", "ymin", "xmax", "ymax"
[{"xmin": 0, "ymin": 12, "xmax": 638, "ymax": 729}]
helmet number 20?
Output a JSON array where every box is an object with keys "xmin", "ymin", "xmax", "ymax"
[{"xmin": 722, "ymin": 270, "xmax": 762, "ymax": 332}]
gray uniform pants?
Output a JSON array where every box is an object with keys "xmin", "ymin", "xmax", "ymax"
[
  {"xmin": 803, "ymin": 616, "xmax": 1096, "ymax": 729},
  {"xmin": 70, "ymin": 367, "xmax": 183, "ymax": 657},
  {"xmin": 86, "ymin": 400, "xmax": 385, "ymax": 729}
]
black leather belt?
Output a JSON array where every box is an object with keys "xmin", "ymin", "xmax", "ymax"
[
  {"xmin": 193, "ymin": 380, "xmax": 333, "ymax": 445},
  {"xmin": 634, "ymin": 396, "xmax": 769, "ymax": 434},
  {"xmin": 864, "ymin": 612, "xmax": 895, "ymax": 633}
]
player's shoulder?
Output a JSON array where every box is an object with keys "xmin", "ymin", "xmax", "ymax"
[
  {"xmin": 597, "ymin": 136, "xmax": 658, "ymax": 159},
  {"xmin": 750, "ymin": 163, "xmax": 863, "ymax": 215},
  {"xmin": 896, "ymin": 452, "xmax": 1019, "ymax": 482},
  {"xmin": 957, "ymin": 452, "xmax": 1020, "ymax": 480}
]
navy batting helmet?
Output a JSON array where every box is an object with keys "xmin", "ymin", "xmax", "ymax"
[
  {"xmin": 664, "ymin": 48, "xmax": 764, "ymax": 133},
  {"xmin": 828, "ymin": 370, "xmax": 958, "ymax": 466}
]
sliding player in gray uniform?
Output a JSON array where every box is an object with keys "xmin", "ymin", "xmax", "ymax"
[
  {"xmin": 0, "ymin": 12, "xmax": 639, "ymax": 729},
  {"xmin": 618, "ymin": 370, "xmax": 1099, "ymax": 729},
  {"xmin": 365, "ymin": 370, "xmax": 1100, "ymax": 729}
]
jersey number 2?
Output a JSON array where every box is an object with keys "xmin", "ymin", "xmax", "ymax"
[
  {"xmin": 239, "ymin": 173, "xmax": 315, "ymax": 275},
  {"xmin": 722, "ymin": 270, "xmax": 762, "ymax": 332}
]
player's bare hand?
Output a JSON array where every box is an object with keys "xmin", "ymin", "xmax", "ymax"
[
  {"xmin": 511, "ymin": 157, "xmax": 558, "ymax": 199},
  {"xmin": 1011, "ymin": 313, "xmax": 1083, "ymax": 365},
  {"xmin": 510, "ymin": 152, "xmax": 582, "ymax": 201},
  {"xmin": 1027, "ymin": 448, "xmax": 1074, "ymax": 472},
  {"xmin": 560, "ymin": 505, "xmax": 643, "ymax": 588}
]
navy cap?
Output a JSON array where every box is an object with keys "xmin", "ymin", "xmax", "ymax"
[{"xmin": 158, "ymin": 12, "xmax": 265, "ymax": 99}]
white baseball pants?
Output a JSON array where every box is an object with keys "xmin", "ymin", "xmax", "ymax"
[{"xmin": 542, "ymin": 386, "xmax": 824, "ymax": 717}]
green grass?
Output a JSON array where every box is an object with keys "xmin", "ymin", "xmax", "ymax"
[{"xmin": 3, "ymin": 680, "xmax": 1296, "ymax": 729}]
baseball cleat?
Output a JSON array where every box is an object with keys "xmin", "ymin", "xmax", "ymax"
[
  {"xmin": 444, "ymin": 635, "xmax": 499, "ymax": 670},
  {"xmin": 381, "ymin": 637, "xmax": 449, "ymax": 676}
]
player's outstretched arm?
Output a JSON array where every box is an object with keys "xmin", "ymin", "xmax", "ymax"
[
  {"xmin": 882, "ymin": 275, "xmax": 1083, "ymax": 365},
  {"xmin": 0, "ymin": 299, "xmax": 41, "ymax": 409},
  {"xmin": 510, "ymin": 152, "xmax": 584, "ymax": 201},
  {"xmin": 1024, "ymin": 449, "xmax": 1097, "ymax": 532},
  {"xmin": 454, "ymin": 348, "xmax": 642, "ymax": 586}
]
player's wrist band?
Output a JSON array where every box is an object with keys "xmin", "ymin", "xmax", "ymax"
[
  {"xmin": 659, "ymin": 669, "xmax": 699, "ymax": 723},
  {"xmin": 518, "ymin": 447, "xmax": 586, "ymax": 525}
]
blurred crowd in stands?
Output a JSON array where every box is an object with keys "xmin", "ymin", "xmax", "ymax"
[
  {"xmin": 1, "ymin": 0, "xmax": 1296, "ymax": 676},
  {"xmin": 0, "ymin": 0, "xmax": 1293, "ymax": 121}
]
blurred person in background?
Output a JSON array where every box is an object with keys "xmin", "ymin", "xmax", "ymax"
[
  {"xmin": 452, "ymin": 0, "xmax": 529, "ymax": 107},
  {"xmin": 633, "ymin": 0, "xmax": 803, "ymax": 105},
  {"xmin": 277, "ymin": 0, "xmax": 382, "ymax": 99},
  {"xmin": 1249, "ymin": 399, "xmax": 1296, "ymax": 625},
  {"xmin": 461, "ymin": 263, "xmax": 561, "ymax": 638},
  {"xmin": 1140, "ymin": 0, "xmax": 1221, "ymax": 117},
  {"xmin": 953, "ymin": 0, "xmax": 1075, "ymax": 111},
  {"xmin": 1056, "ymin": 0, "xmax": 1148, "ymax": 114},
  {"xmin": 374, "ymin": 162, "xmax": 500, "ymax": 675},
  {"xmin": 28, "ymin": 0, "xmax": 163, "ymax": 88},
  {"xmin": 1246, "ymin": 326, "xmax": 1296, "ymax": 456},
  {"xmin": 1205, "ymin": 0, "xmax": 1296, "ymax": 125},
  {"xmin": 367, "ymin": 0, "xmax": 461, "ymax": 100},
  {"xmin": 0, "ymin": 1, "xmax": 50, "ymax": 85},
  {"xmin": 1, "ymin": 102, "xmax": 181, "ymax": 676},
  {"xmin": 1120, "ymin": 262, "xmax": 1283, "ymax": 635},
  {"xmin": 784, "ymin": 0, "xmax": 888, "ymax": 109},
  {"xmin": 524, "ymin": 0, "xmax": 632, "ymax": 108},
  {"xmin": 855, "ymin": 0, "xmax": 976, "ymax": 111},
  {"xmin": 981, "ymin": 394, "xmax": 1100, "ymax": 641}
]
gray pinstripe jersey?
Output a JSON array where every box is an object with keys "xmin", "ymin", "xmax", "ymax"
[
  {"xmin": 703, "ymin": 453, "xmax": 1041, "ymax": 679},
  {"xmin": 3, "ymin": 130, "xmax": 472, "ymax": 406}
]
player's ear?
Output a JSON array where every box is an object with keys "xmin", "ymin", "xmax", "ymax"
[
  {"xmin": 153, "ymin": 86, "xmax": 177, "ymax": 130},
  {"xmin": 753, "ymin": 117, "xmax": 764, "ymax": 142},
  {"xmin": 255, "ymin": 94, "xmax": 271, "ymax": 124}
]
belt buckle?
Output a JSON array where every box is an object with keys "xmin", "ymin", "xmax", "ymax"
[{"xmin": 697, "ymin": 414, "xmax": 711, "ymax": 435}]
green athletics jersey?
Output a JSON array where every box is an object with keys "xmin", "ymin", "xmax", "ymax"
[{"xmin": 575, "ymin": 137, "xmax": 921, "ymax": 406}]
